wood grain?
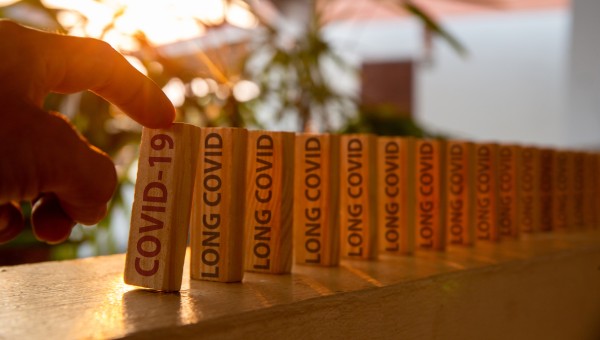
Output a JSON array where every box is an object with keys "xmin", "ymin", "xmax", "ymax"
[
  {"xmin": 4, "ymin": 232, "xmax": 600, "ymax": 339},
  {"xmin": 552, "ymin": 151, "xmax": 569, "ymax": 230},
  {"xmin": 293, "ymin": 133, "xmax": 340, "ymax": 266},
  {"xmin": 474, "ymin": 143, "xmax": 499, "ymax": 242},
  {"xmin": 597, "ymin": 153, "xmax": 600, "ymax": 229},
  {"xmin": 539, "ymin": 148, "xmax": 554, "ymax": 231},
  {"xmin": 124, "ymin": 123, "xmax": 200, "ymax": 292},
  {"xmin": 583, "ymin": 152, "xmax": 597, "ymax": 229},
  {"xmin": 572, "ymin": 152, "xmax": 586, "ymax": 229},
  {"xmin": 415, "ymin": 139, "xmax": 446, "ymax": 251},
  {"xmin": 518, "ymin": 147, "xmax": 541, "ymax": 233},
  {"xmin": 497, "ymin": 145, "xmax": 520, "ymax": 238},
  {"xmin": 445, "ymin": 140, "xmax": 476, "ymax": 246},
  {"xmin": 244, "ymin": 131, "xmax": 295, "ymax": 274},
  {"xmin": 339, "ymin": 134, "xmax": 378, "ymax": 260},
  {"xmin": 190, "ymin": 127, "xmax": 247, "ymax": 282},
  {"xmin": 377, "ymin": 136, "xmax": 415, "ymax": 254}
]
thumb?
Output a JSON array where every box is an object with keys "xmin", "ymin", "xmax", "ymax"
[{"xmin": 36, "ymin": 111, "xmax": 118, "ymax": 226}]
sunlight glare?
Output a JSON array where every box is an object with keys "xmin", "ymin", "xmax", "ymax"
[
  {"xmin": 191, "ymin": 78, "xmax": 210, "ymax": 97},
  {"xmin": 176, "ymin": 0, "xmax": 226, "ymax": 25},
  {"xmin": 226, "ymin": 0, "xmax": 258, "ymax": 29},
  {"xmin": 116, "ymin": 12, "xmax": 205, "ymax": 45},
  {"xmin": 163, "ymin": 78, "xmax": 186, "ymax": 107},
  {"xmin": 233, "ymin": 80, "xmax": 260, "ymax": 102},
  {"xmin": 0, "ymin": 0, "xmax": 19, "ymax": 7},
  {"xmin": 124, "ymin": 56, "xmax": 148, "ymax": 76},
  {"xmin": 56, "ymin": 10, "xmax": 81, "ymax": 28}
]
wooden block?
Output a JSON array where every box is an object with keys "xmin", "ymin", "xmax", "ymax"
[
  {"xmin": 572, "ymin": 152, "xmax": 585, "ymax": 229},
  {"xmin": 124, "ymin": 123, "xmax": 200, "ymax": 292},
  {"xmin": 190, "ymin": 128, "xmax": 247, "ymax": 282},
  {"xmin": 539, "ymin": 148, "xmax": 554, "ymax": 231},
  {"xmin": 293, "ymin": 133, "xmax": 340, "ymax": 266},
  {"xmin": 583, "ymin": 152, "xmax": 597, "ymax": 229},
  {"xmin": 497, "ymin": 145, "xmax": 520, "ymax": 238},
  {"xmin": 244, "ymin": 131, "xmax": 294, "ymax": 274},
  {"xmin": 339, "ymin": 134, "xmax": 378, "ymax": 260},
  {"xmin": 377, "ymin": 136, "xmax": 415, "ymax": 254},
  {"xmin": 552, "ymin": 151, "xmax": 570, "ymax": 231},
  {"xmin": 518, "ymin": 147, "xmax": 541, "ymax": 233},
  {"xmin": 474, "ymin": 143, "xmax": 499, "ymax": 242},
  {"xmin": 596, "ymin": 153, "xmax": 600, "ymax": 229},
  {"xmin": 445, "ymin": 140, "xmax": 476, "ymax": 246},
  {"xmin": 415, "ymin": 139, "xmax": 446, "ymax": 251}
]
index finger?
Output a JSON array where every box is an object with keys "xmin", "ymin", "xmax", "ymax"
[{"xmin": 22, "ymin": 23, "xmax": 175, "ymax": 129}]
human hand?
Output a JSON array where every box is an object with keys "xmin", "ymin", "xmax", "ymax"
[{"xmin": 0, "ymin": 21, "xmax": 175, "ymax": 244}]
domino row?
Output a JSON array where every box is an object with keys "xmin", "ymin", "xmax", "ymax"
[{"xmin": 124, "ymin": 123, "xmax": 600, "ymax": 291}]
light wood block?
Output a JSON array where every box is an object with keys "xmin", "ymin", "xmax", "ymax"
[
  {"xmin": 552, "ymin": 151, "xmax": 570, "ymax": 230},
  {"xmin": 377, "ymin": 136, "xmax": 415, "ymax": 254},
  {"xmin": 190, "ymin": 127, "xmax": 247, "ymax": 282},
  {"xmin": 124, "ymin": 123, "xmax": 200, "ymax": 292},
  {"xmin": 583, "ymin": 152, "xmax": 597, "ymax": 229},
  {"xmin": 445, "ymin": 140, "xmax": 476, "ymax": 246},
  {"xmin": 340, "ymin": 134, "xmax": 378, "ymax": 260},
  {"xmin": 597, "ymin": 153, "xmax": 600, "ymax": 229},
  {"xmin": 497, "ymin": 145, "xmax": 520, "ymax": 238},
  {"xmin": 539, "ymin": 148, "xmax": 554, "ymax": 231},
  {"xmin": 244, "ymin": 131, "xmax": 294, "ymax": 274},
  {"xmin": 572, "ymin": 152, "xmax": 586, "ymax": 229},
  {"xmin": 518, "ymin": 147, "xmax": 541, "ymax": 233},
  {"xmin": 293, "ymin": 133, "xmax": 340, "ymax": 266},
  {"xmin": 474, "ymin": 143, "xmax": 500, "ymax": 242},
  {"xmin": 415, "ymin": 139, "xmax": 446, "ymax": 251}
]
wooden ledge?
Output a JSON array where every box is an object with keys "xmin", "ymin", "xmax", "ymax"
[{"xmin": 1, "ymin": 231, "xmax": 600, "ymax": 339}]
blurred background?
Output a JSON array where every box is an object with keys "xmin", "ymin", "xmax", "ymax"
[{"xmin": 1, "ymin": 0, "xmax": 598, "ymax": 264}]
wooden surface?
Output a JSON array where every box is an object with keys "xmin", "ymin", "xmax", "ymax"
[
  {"xmin": 124, "ymin": 123, "xmax": 200, "ymax": 291},
  {"xmin": 339, "ymin": 134, "xmax": 378, "ymax": 260},
  {"xmin": 293, "ymin": 133, "xmax": 340, "ymax": 266},
  {"xmin": 415, "ymin": 139, "xmax": 447, "ymax": 251},
  {"xmin": 377, "ymin": 137, "xmax": 415, "ymax": 254},
  {"xmin": 2, "ymin": 231, "xmax": 600, "ymax": 339},
  {"xmin": 445, "ymin": 141, "xmax": 475, "ymax": 246},
  {"xmin": 244, "ymin": 131, "xmax": 294, "ymax": 274},
  {"xmin": 190, "ymin": 128, "xmax": 247, "ymax": 282},
  {"xmin": 498, "ymin": 145, "xmax": 519, "ymax": 238}
]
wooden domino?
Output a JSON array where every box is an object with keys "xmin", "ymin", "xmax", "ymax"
[
  {"xmin": 518, "ymin": 147, "xmax": 541, "ymax": 233},
  {"xmin": 497, "ymin": 144, "xmax": 519, "ymax": 238},
  {"xmin": 124, "ymin": 123, "xmax": 200, "ymax": 292},
  {"xmin": 190, "ymin": 127, "xmax": 247, "ymax": 282},
  {"xmin": 340, "ymin": 134, "xmax": 378, "ymax": 260},
  {"xmin": 445, "ymin": 140, "xmax": 475, "ymax": 246},
  {"xmin": 539, "ymin": 148, "xmax": 554, "ymax": 231},
  {"xmin": 552, "ymin": 151, "xmax": 569, "ymax": 231},
  {"xmin": 572, "ymin": 152, "xmax": 585, "ymax": 229},
  {"xmin": 583, "ymin": 152, "xmax": 597, "ymax": 229},
  {"xmin": 475, "ymin": 143, "xmax": 499, "ymax": 242},
  {"xmin": 377, "ymin": 136, "xmax": 415, "ymax": 254},
  {"xmin": 415, "ymin": 139, "xmax": 446, "ymax": 251},
  {"xmin": 293, "ymin": 133, "xmax": 340, "ymax": 266},
  {"xmin": 244, "ymin": 131, "xmax": 295, "ymax": 274}
]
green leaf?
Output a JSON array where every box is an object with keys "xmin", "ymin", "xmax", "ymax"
[{"xmin": 403, "ymin": 1, "xmax": 467, "ymax": 57}]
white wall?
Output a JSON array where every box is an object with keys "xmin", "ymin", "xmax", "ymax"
[
  {"xmin": 567, "ymin": 0, "xmax": 600, "ymax": 148},
  {"xmin": 325, "ymin": 9, "xmax": 575, "ymax": 147}
]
